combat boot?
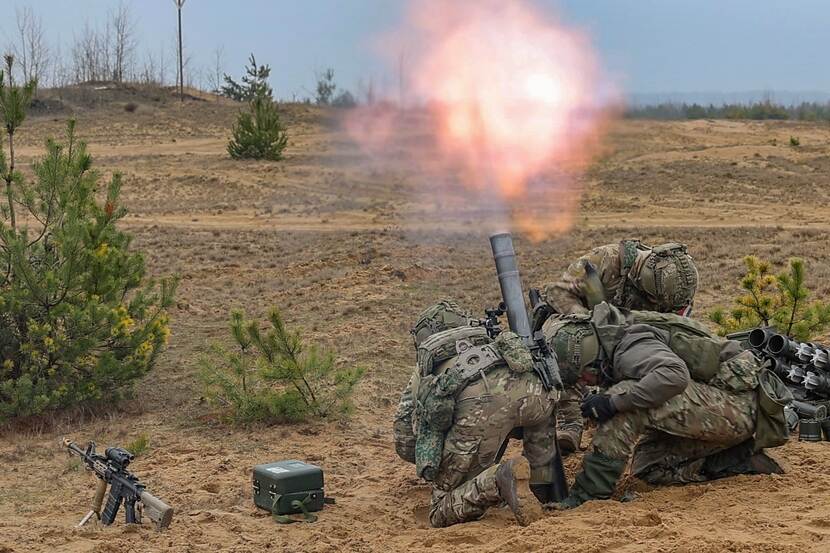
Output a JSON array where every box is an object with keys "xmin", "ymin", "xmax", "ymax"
[
  {"xmin": 555, "ymin": 451, "xmax": 626, "ymax": 510},
  {"xmin": 557, "ymin": 429, "xmax": 581, "ymax": 456},
  {"xmin": 495, "ymin": 457, "xmax": 543, "ymax": 526},
  {"xmin": 702, "ymin": 442, "xmax": 783, "ymax": 480}
]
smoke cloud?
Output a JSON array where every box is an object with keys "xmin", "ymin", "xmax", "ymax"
[{"xmin": 345, "ymin": 0, "xmax": 616, "ymax": 239}]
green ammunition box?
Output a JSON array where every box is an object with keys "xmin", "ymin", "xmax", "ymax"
[{"xmin": 252, "ymin": 460, "xmax": 325, "ymax": 515}]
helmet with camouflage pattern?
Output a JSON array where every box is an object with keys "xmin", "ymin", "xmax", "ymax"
[
  {"xmin": 635, "ymin": 243, "xmax": 698, "ymax": 312},
  {"xmin": 411, "ymin": 299, "xmax": 476, "ymax": 347},
  {"xmin": 543, "ymin": 317, "xmax": 601, "ymax": 387}
]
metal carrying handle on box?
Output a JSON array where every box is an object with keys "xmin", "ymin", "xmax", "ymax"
[{"xmin": 270, "ymin": 493, "xmax": 336, "ymax": 524}]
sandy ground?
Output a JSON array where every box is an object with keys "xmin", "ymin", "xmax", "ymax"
[{"xmin": 2, "ymin": 90, "xmax": 830, "ymax": 552}]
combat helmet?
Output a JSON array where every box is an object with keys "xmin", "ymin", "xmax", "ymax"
[
  {"xmin": 411, "ymin": 299, "xmax": 476, "ymax": 347},
  {"xmin": 635, "ymin": 243, "xmax": 698, "ymax": 312},
  {"xmin": 543, "ymin": 316, "xmax": 601, "ymax": 387}
]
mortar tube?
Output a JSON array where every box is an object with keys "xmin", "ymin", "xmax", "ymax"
[{"xmin": 489, "ymin": 232, "xmax": 532, "ymax": 341}]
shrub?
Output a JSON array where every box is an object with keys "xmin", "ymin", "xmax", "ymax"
[
  {"xmin": 0, "ymin": 125, "xmax": 176, "ymax": 420},
  {"xmin": 789, "ymin": 136, "xmax": 800, "ymax": 147},
  {"xmin": 124, "ymin": 102, "xmax": 138, "ymax": 113},
  {"xmin": 200, "ymin": 309, "xmax": 364, "ymax": 424},
  {"xmin": 709, "ymin": 256, "xmax": 830, "ymax": 341},
  {"xmin": 332, "ymin": 90, "xmax": 357, "ymax": 109},
  {"xmin": 126, "ymin": 433, "xmax": 150, "ymax": 456},
  {"xmin": 227, "ymin": 94, "xmax": 288, "ymax": 160},
  {"xmin": 220, "ymin": 54, "xmax": 272, "ymax": 102}
]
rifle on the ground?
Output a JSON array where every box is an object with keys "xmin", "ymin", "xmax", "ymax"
[
  {"xmin": 488, "ymin": 232, "xmax": 568, "ymax": 502},
  {"xmin": 63, "ymin": 438, "xmax": 174, "ymax": 530}
]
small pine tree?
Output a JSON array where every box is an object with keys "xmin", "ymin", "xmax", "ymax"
[
  {"xmin": 315, "ymin": 68, "xmax": 336, "ymax": 106},
  {"xmin": 220, "ymin": 54, "xmax": 272, "ymax": 102},
  {"xmin": 0, "ymin": 62, "xmax": 176, "ymax": 420},
  {"xmin": 710, "ymin": 256, "xmax": 830, "ymax": 341},
  {"xmin": 227, "ymin": 94, "xmax": 288, "ymax": 160},
  {"xmin": 201, "ymin": 309, "xmax": 364, "ymax": 424}
]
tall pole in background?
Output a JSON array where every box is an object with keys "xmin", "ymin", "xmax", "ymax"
[{"xmin": 174, "ymin": 0, "xmax": 186, "ymax": 102}]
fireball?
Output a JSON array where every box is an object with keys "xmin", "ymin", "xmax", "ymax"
[{"xmin": 349, "ymin": 0, "xmax": 614, "ymax": 238}]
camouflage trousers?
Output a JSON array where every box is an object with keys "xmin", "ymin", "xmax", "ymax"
[
  {"xmin": 429, "ymin": 367, "xmax": 558, "ymax": 528},
  {"xmin": 593, "ymin": 379, "xmax": 757, "ymax": 485},
  {"xmin": 556, "ymin": 387, "xmax": 584, "ymax": 448}
]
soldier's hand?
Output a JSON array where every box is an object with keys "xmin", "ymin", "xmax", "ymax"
[{"xmin": 580, "ymin": 394, "xmax": 617, "ymax": 423}]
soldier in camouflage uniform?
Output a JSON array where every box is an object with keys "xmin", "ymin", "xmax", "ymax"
[
  {"xmin": 542, "ymin": 303, "xmax": 790, "ymax": 509},
  {"xmin": 394, "ymin": 300, "xmax": 559, "ymax": 527},
  {"xmin": 541, "ymin": 240, "xmax": 699, "ymax": 455}
]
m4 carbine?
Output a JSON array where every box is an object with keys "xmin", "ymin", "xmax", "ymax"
[{"xmin": 63, "ymin": 438, "xmax": 174, "ymax": 530}]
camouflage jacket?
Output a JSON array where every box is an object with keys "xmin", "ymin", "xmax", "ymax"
[
  {"xmin": 604, "ymin": 323, "xmax": 692, "ymax": 412},
  {"xmin": 583, "ymin": 305, "xmax": 756, "ymax": 413},
  {"xmin": 543, "ymin": 241, "xmax": 658, "ymax": 315}
]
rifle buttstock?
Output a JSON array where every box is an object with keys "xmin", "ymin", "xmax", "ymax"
[{"xmin": 140, "ymin": 491, "xmax": 174, "ymax": 530}]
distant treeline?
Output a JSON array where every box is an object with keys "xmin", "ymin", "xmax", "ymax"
[{"xmin": 626, "ymin": 101, "xmax": 830, "ymax": 121}]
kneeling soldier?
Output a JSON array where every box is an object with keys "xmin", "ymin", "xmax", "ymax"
[
  {"xmin": 542, "ymin": 303, "xmax": 790, "ymax": 509},
  {"xmin": 394, "ymin": 301, "xmax": 559, "ymax": 527},
  {"xmin": 540, "ymin": 240, "xmax": 700, "ymax": 456}
]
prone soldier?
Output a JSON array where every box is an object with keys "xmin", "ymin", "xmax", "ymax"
[{"xmin": 540, "ymin": 240, "xmax": 700, "ymax": 454}]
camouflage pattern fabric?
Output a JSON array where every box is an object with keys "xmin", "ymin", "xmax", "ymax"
[
  {"xmin": 629, "ymin": 433, "xmax": 732, "ymax": 485},
  {"xmin": 709, "ymin": 350, "xmax": 761, "ymax": 393},
  {"xmin": 592, "ymin": 379, "xmax": 757, "ymax": 466},
  {"xmin": 415, "ymin": 416, "xmax": 445, "ymax": 480},
  {"xmin": 393, "ymin": 373, "xmax": 417, "ymax": 463},
  {"xmin": 543, "ymin": 243, "xmax": 628, "ymax": 316},
  {"xmin": 428, "ymin": 366, "xmax": 558, "ymax": 528},
  {"xmin": 556, "ymin": 387, "xmax": 584, "ymax": 447},
  {"xmin": 411, "ymin": 299, "xmax": 476, "ymax": 348},
  {"xmin": 638, "ymin": 243, "xmax": 699, "ymax": 312},
  {"xmin": 543, "ymin": 241, "xmax": 657, "ymax": 316},
  {"xmin": 495, "ymin": 331, "xmax": 534, "ymax": 373},
  {"xmin": 429, "ymin": 464, "xmax": 502, "ymax": 528}
]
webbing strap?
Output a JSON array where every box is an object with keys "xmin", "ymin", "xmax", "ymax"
[{"xmin": 271, "ymin": 494, "xmax": 318, "ymax": 524}]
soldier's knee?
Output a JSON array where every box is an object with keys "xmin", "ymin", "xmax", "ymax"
[{"xmin": 592, "ymin": 410, "xmax": 647, "ymax": 459}]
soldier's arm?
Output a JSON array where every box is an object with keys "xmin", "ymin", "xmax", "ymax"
[
  {"xmin": 543, "ymin": 247, "xmax": 614, "ymax": 315},
  {"xmin": 609, "ymin": 324, "xmax": 690, "ymax": 412},
  {"xmin": 393, "ymin": 372, "xmax": 417, "ymax": 463}
]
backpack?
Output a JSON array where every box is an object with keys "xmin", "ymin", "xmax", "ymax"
[{"xmin": 626, "ymin": 310, "xmax": 724, "ymax": 383}]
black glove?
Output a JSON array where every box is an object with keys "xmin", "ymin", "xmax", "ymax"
[{"xmin": 581, "ymin": 394, "xmax": 617, "ymax": 423}]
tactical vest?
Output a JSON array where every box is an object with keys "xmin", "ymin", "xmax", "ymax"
[
  {"xmin": 626, "ymin": 310, "xmax": 724, "ymax": 383},
  {"xmin": 590, "ymin": 304, "xmax": 743, "ymax": 387},
  {"xmin": 612, "ymin": 240, "xmax": 651, "ymax": 308},
  {"xmin": 411, "ymin": 326, "xmax": 533, "ymax": 480}
]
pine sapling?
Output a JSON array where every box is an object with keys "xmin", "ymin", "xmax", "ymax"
[
  {"xmin": 227, "ymin": 94, "xmax": 288, "ymax": 161},
  {"xmin": 710, "ymin": 256, "xmax": 830, "ymax": 341}
]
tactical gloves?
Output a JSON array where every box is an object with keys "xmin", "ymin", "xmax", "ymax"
[{"xmin": 580, "ymin": 394, "xmax": 617, "ymax": 422}]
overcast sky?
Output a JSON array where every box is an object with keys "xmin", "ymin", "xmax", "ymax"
[{"xmin": 2, "ymin": 0, "xmax": 828, "ymax": 100}]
